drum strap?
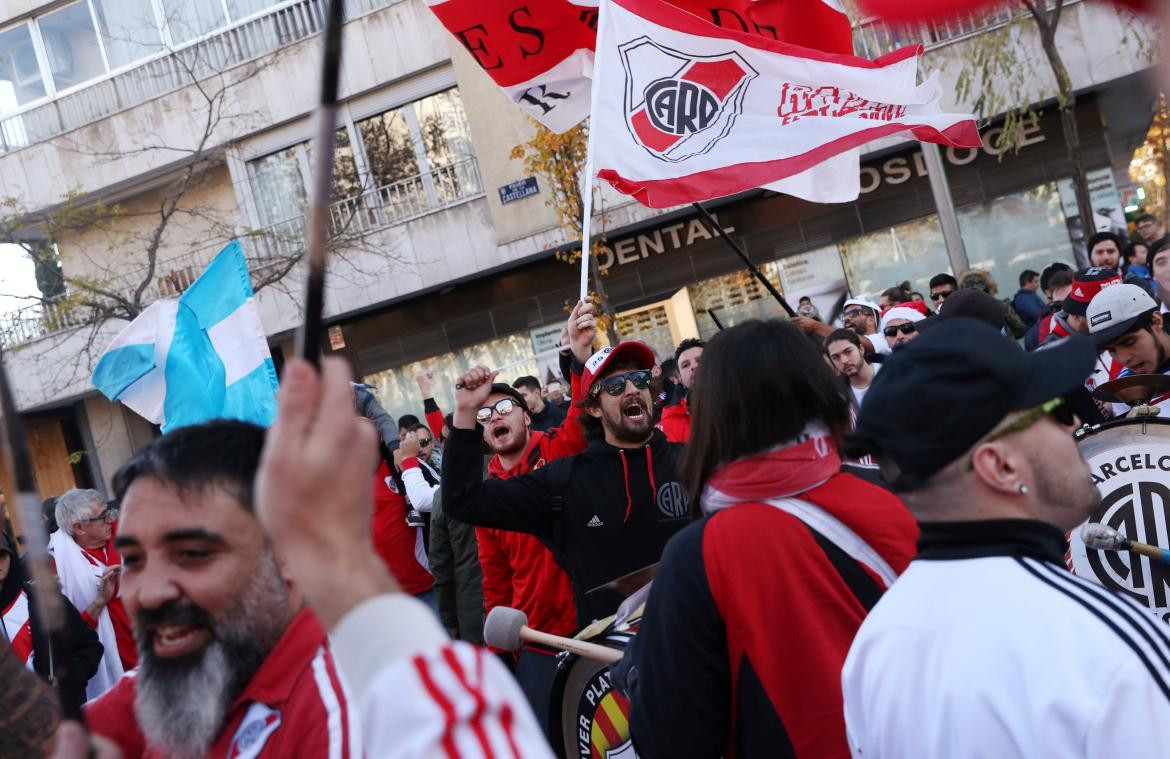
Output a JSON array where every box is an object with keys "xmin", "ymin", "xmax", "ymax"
[{"xmin": 545, "ymin": 457, "xmax": 575, "ymax": 549}]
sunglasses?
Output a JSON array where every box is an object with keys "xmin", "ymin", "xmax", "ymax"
[
  {"xmin": 417, "ymin": 437, "xmax": 434, "ymax": 446},
  {"xmin": 476, "ymin": 398, "xmax": 517, "ymax": 425},
  {"xmin": 930, "ymin": 289, "xmax": 954, "ymax": 301},
  {"xmin": 966, "ymin": 398, "xmax": 1076, "ymax": 470},
  {"xmin": 883, "ymin": 323, "xmax": 918, "ymax": 338},
  {"xmin": 78, "ymin": 507, "xmax": 119, "ymax": 525},
  {"xmin": 591, "ymin": 369, "xmax": 653, "ymax": 397},
  {"xmin": 843, "ymin": 309, "xmax": 866, "ymax": 319}
]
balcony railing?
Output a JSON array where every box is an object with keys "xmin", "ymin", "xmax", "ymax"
[
  {"xmin": 852, "ymin": 2, "xmax": 1073, "ymax": 59},
  {"xmin": 0, "ymin": 157, "xmax": 484, "ymax": 348},
  {"xmin": 0, "ymin": 0, "xmax": 404, "ymax": 155}
]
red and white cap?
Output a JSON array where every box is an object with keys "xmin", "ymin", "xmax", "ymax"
[{"xmin": 581, "ymin": 342, "xmax": 657, "ymax": 395}]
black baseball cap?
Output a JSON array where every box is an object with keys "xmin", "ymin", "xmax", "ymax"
[
  {"xmin": 851, "ymin": 318, "xmax": 1095, "ymax": 491},
  {"xmin": 917, "ymin": 288, "xmax": 1006, "ymax": 332},
  {"xmin": 487, "ymin": 383, "xmax": 527, "ymax": 411}
]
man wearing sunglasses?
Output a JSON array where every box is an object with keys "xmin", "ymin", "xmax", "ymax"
[
  {"xmin": 444, "ymin": 339, "xmax": 689, "ymax": 627},
  {"xmin": 438, "ymin": 300, "xmax": 597, "ymax": 733},
  {"xmin": 928, "ymin": 273, "xmax": 958, "ymax": 307},
  {"xmin": 842, "ymin": 318, "xmax": 1170, "ymax": 757},
  {"xmin": 879, "ymin": 306, "xmax": 925, "ymax": 349},
  {"xmin": 50, "ymin": 488, "xmax": 137, "ymax": 700}
]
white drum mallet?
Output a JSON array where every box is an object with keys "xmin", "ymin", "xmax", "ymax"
[
  {"xmin": 484, "ymin": 606, "xmax": 624, "ymax": 664},
  {"xmin": 1082, "ymin": 523, "xmax": 1170, "ymax": 564}
]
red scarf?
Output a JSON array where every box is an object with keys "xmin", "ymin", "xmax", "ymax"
[{"xmin": 704, "ymin": 422, "xmax": 841, "ymax": 510}]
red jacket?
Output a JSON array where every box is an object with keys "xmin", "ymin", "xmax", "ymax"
[
  {"xmin": 658, "ymin": 397, "xmax": 691, "ymax": 443},
  {"xmin": 87, "ymin": 608, "xmax": 356, "ymax": 758},
  {"xmin": 478, "ymin": 369, "xmax": 586, "ymax": 644},
  {"xmin": 79, "ymin": 535, "xmax": 138, "ymax": 670},
  {"xmin": 372, "ymin": 461, "xmax": 434, "ymax": 596}
]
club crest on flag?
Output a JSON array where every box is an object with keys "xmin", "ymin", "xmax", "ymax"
[{"xmin": 618, "ymin": 37, "xmax": 756, "ymax": 162}]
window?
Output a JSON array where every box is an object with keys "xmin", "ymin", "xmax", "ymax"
[
  {"xmin": 957, "ymin": 184, "xmax": 1075, "ymax": 294},
  {"xmin": 249, "ymin": 145, "xmax": 305, "ymax": 226},
  {"xmin": 38, "ymin": 2, "xmax": 107, "ymax": 91},
  {"xmin": 688, "ymin": 269, "xmax": 784, "ymax": 339},
  {"xmin": 0, "ymin": 24, "xmax": 46, "ymax": 110},
  {"xmin": 838, "ymin": 216, "xmax": 949, "ymax": 298},
  {"xmin": 93, "ymin": 0, "xmax": 163, "ymax": 70},
  {"xmin": 358, "ymin": 108, "xmax": 420, "ymax": 189},
  {"xmin": 226, "ymin": 0, "xmax": 281, "ymax": 21},
  {"xmin": 159, "ymin": 0, "xmax": 227, "ymax": 45}
]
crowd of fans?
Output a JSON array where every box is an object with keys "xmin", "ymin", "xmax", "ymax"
[{"xmin": 6, "ymin": 213, "xmax": 1170, "ymax": 758}]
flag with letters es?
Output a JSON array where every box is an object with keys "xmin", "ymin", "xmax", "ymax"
[
  {"xmin": 592, "ymin": 0, "xmax": 982, "ymax": 208},
  {"xmin": 424, "ymin": 0, "xmax": 853, "ymax": 133}
]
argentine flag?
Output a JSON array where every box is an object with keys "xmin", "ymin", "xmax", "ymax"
[{"xmin": 91, "ymin": 241, "xmax": 278, "ymax": 432}]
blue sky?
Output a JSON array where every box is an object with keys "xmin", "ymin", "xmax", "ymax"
[{"xmin": 0, "ymin": 244, "xmax": 40, "ymax": 314}]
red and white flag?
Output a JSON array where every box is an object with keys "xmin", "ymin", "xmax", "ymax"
[
  {"xmin": 424, "ymin": 0, "xmax": 855, "ymax": 133},
  {"xmin": 590, "ymin": 0, "xmax": 982, "ymax": 208}
]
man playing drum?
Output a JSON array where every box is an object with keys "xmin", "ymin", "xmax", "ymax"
[{"xmin": 843, "ymin": 318, "xmax": 1170, "ymax": 758}]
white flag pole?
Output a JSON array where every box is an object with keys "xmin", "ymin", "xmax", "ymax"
[{"xmin": 579, "ymin": 0, "xmax": 610, "ymax": 302}]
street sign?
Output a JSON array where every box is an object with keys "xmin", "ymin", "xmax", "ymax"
[{"xmin": 498, "ymin": 176, "xmax": 539, "ymax": 204}]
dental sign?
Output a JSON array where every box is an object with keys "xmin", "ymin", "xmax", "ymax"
[{"xmin": 597, "ymin": 213, "xmax": 735, "ymax": 273}]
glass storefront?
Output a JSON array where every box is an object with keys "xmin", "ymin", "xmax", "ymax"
[{"xmin": 838, "ymin": 215, "xmax": 948, "ymax": 297}]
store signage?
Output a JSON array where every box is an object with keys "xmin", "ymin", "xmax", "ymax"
[
  {"xmin": 498, "ymin": 176, "xmax": 539, "ymax": 204},
  {"xmin": 1057, "ymin": 168, "xmax": 1126, "ymax": 233},
  {"xmin": 597, "ymin": 213, "xmax": 736, "ymax": 273},
  {"xmin": 859, "ymin": 120, "xmax": 1047, "ymax": 194}
]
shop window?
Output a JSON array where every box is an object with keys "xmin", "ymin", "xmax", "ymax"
[
  {"xmin": 363, "ymin": 332, "xmax": 541, "ymax": 425},
  {"xmin": 688, "ymin": 268, "xmax": 784, "ymax": 339},
  {"xmin": 0, "ymin": 24, "xmax": 47, "ymax": 110},
  {"xmin": 615, "ymin": 306, "xmax": 675, "ymax": 362},
  {"xmin": 770, "ymin": 245, "xmax": 850, "ymax": 324},
  {"xmin": 38, "ymin": 2, "xmax": 107, "ymax": 92},
  {"xmin": 838, "ymin": 215, "xmax": 949, "ymax": 298},
  {"xmin": 93, "ymin": 0, "xmax": 163, "ymax": 70},
  {"xmin": 957, "ymin": 183, "xmax": 1075, "ymax": 293}
]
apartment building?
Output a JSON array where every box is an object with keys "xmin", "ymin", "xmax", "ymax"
[{"xmin": 0, "ymin": 0, "xmax": 1156, "ymax": 494}]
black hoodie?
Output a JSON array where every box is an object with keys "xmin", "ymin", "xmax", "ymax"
[
  {"xmin": 443, "ymin": 426, "xmax": 692, "ymax": 625},
  {"xmin": 0, "ymin": 532, "xmax": 104, "ymax": 717}
]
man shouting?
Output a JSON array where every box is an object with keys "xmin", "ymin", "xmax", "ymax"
[{"xmin": 86, "ymin": 421, "xmax": 356, "ymax": 759}]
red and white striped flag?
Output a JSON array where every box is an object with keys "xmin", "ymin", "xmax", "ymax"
[
  {"xmin": 424, "ymin": 0, "xmax": 856, "ymax": 133},
  {"xmin": 590, "ymin": 0, "xmax": 982, "ymax": 208}
]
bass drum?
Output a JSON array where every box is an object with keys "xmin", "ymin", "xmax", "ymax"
[
  {"xmin": 548, "ymin": 630, "xmax": 637, "ymax": 759},
  {"xmin": 1071, "ymin": 417, "xmax": 1170, "ymax": 622}
]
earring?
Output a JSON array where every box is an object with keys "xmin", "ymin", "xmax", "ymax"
[{"xmin": 1018, "ymin": 484, "xmax": 1029, "ymax": 495}]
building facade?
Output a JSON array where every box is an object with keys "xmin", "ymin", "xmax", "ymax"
[{"xmin": 0, "ymin": 0, "xmax": 1156, "ymax": 494}]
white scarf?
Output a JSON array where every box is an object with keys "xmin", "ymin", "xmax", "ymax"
[{"xmin": 49, "ymin": 530, "xmax": 125, "ymax": 700}]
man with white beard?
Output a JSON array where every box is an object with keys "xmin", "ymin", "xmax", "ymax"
[{"xmin": 84, "ymin": 420, "xmax": 357, "ymax": 759}]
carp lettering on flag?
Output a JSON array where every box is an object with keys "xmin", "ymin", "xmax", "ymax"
[
  {"xmin": 592, "ymin": 0, "xmax": 982, "ymax": 208},
  {"xmin": 424, "ymin": 0, "xmax": 854, "ymax": 133}
]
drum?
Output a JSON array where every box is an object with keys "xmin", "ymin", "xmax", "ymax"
[
  {"xmin": 1071, "ymin": 417, "xmax": 1170, "ymax": 622},
  {"xmin": 548, "ymin": 627, "xmax": 638, "ymax": 759}
]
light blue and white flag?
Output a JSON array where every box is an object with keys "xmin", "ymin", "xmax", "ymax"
[{"xmin": 91, "ymin": 241, "xmax": 278, "ymax": 432}]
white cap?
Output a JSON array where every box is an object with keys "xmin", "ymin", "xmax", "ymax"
[
  {"xmin": 843, "ymin": 297, "xmax": 879, "ymax": 313},
  {"xmin": 881, "ymin": 306, "xmax": 926, "ymax": 330},
  {"xmin": 1087, "ymin": 283, "xmax": 1158, "ymax": 345}
]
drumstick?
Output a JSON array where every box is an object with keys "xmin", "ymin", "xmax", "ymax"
[
  {"xmin": 294, "ymin": 0, "xmax": 345, "ymax": 367},
  {"xmin": 485, "ymin": 606, "xmax": 624, "ymax": 664},
  {"xmin": 1081, "ymin": 523, "xmax": 1170, "ymax": 563}
]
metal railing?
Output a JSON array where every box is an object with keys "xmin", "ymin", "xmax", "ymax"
[
  {"xmin": 0, "ymin": 0, "xmax": 404, "ymax": 154},
  {"xmin": 852, "ymin": 3, "xmax": 1059, "ymax": 59},
  {"xmin": 0, "ymin": 157, "xmax": 484, "ymax": 348}
]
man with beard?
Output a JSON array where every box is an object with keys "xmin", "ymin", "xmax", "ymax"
[
  {"xmin": 843, "ymin": 319, "xmax": 1170, "ymax": 757},
  {"xmin": 444, "ymin": 341, "xmax": 690, "ymax": 628},
  {"xmin": 826, "ymin": 329, "xmax": 880, "ymax": 413},
  {"xmin": 793, "ymin": 298, "xmax": 891, "ymax": 356},
  {"xmin": 84, "ymin": 421, "xmax": 358, "ymax": 759}
]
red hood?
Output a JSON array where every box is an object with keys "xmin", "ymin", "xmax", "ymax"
[{"xmin": 487, "ymin": 430, "xmax": 548, "ymax": 479}]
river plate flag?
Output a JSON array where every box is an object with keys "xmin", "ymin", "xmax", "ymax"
[
  {"xmin": 591, "ymin": 0, "xmax": 982, "ymax": 208},
  {"xmin": 91, "ymin": 241, "xmax": 278, "ymax": 432},
  {"xmin": 424, "ymin": 0, "xmax": 853, "ymax": 134}
]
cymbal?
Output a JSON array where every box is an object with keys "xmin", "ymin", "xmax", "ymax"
[
  {"xmin": 586, "ymin": 563, "xmax": 658, "ymax": 597},
  {"xmin": 1093, "ymin": 374, "xmax": 1170, "ymax": 405}
]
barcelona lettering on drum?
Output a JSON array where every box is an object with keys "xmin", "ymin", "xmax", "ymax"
[{"xmin": 1090, "ymin": 452, "xmax": 1170, "ymax": 484}]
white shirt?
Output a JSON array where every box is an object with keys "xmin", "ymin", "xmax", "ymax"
[
  {"xmin": 864, "ymin": 330, "xmax": 892, "ymax": 355},
  {"xmin": 850, "ymin": 364, "xmax": 881, "ymax": 409},
  {"xmin": 842, "ymin": 523, "xmax": 1170, "ymax": 759}
]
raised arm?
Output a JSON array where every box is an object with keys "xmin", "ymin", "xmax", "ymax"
[
  {"xmin": 415, "ymin": 370, "xmax": 446, "ymax": 442},
  {"xmin": 541, "ymin": 299, "xmax": 596, "ymax": 459}
]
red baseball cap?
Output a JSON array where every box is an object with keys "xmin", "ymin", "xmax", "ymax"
[
  {"xmin": 1062, "ymin": 267, "xmax": 1122, "ymax": 316},
  {"xmin": 581, "ymin": 342, "xmax": 657, "ymax": 396}
]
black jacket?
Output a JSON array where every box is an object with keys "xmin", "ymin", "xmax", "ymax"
[
  {"xmin": 528, "ymin": 401, "xmax": 565, "ymax": 432},
  {"xmin": 442, "ymin": 426, "xmax": 691, "ymax": 625},
  {"xmin": 428, "ymin": 464, "xmax": 486, "ymax": 645}
]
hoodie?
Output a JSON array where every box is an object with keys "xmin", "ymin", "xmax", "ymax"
[{"xmin": 443, "ymin": 427, "xmax": 690, "ymax": 625}]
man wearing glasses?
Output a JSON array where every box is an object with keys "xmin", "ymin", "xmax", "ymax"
[
  {"xmin": 843, "ymin": 318, "xmax": 1170, "ymax": 757},
  {"xmin": 50, "ymin": 488, "xmax": 137, "ymax": 700},
  {"xmin": 928, "ymin": 273, "xmax": 958, "ymax": 306},
  {"xmin": 444, "ymin": 338, "xmax": 689, "ymax": 623}
]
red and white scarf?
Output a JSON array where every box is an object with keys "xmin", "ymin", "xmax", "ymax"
[{"xmin": 701, "ymin": 422, "xmax": 898, "ymax": 587}]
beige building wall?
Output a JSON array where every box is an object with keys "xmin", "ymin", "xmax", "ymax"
[{"xmin": 82, "ymin": 395, "xmax": 156, "ymax": 494}]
